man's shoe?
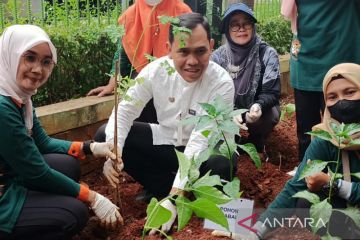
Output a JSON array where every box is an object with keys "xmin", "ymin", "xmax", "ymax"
[{"xmin": 135, "ymin": 189, "xmax": 155, "ymax": 203}]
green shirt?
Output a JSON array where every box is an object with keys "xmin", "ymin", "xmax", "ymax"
[
  {"xmin": 0, "ymin": 96, "xmax": 81, "ymax": 233},
  {"xmin": 290, "ymin": 0, "xmax": 360, "ymax": 91},
  {"xmin": 259, "ymin": 137, "xmax": 360, "ymax": 225}
]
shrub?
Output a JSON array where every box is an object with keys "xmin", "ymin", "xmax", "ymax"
[
  {"xmin": 257, "ymin": 16, "xmax": 292, "ymax": 55},
  {"xmin": 32, "ymin": 22, "xmax": 118, "ymax": 107}
]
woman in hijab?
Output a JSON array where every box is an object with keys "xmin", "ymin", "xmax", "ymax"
[
  {"xmin": 0, "ymin": 25, "xmax": 123, "ymax": 239},
  {"xmin": 211, "ymin": 3, "xmax": 281, "ymax": 153},
  {"xmin": 248, "ymin": 63, "xmax": 360, "ymax": 239},
  {"xmin": 87, "ymin": 0, "xmax": 192, "ymax": 97}
]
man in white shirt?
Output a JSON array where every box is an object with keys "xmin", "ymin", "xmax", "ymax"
[{"xmin": 103, "ymin": 12, "xmax": 235, "ymax": 233}]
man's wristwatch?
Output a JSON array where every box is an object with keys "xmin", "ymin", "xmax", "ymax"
[
  {"xmin": 321, "ymin": 180, "xmax": 339, "ymax": 196},
  {"xmin": 83, "ymin": 140, "xmax": 94, "ymax": 155}
]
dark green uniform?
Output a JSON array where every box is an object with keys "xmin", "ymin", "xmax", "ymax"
[
  {"xmin": 0, "ymin": 96, "xmax": 81, "ymax": 233},
  {"xmin": 291, "ymin": 0, "xmax": 360, "ymax": 91}
]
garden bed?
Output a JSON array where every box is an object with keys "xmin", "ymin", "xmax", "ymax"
[{"xmin": 76, "ymin": 93, "xmax": 319, "ymax": 240}]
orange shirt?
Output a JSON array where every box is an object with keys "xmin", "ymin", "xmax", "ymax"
[{"xmin": 118, "ymin": 0, "xmax": 192, "ymax": 72}]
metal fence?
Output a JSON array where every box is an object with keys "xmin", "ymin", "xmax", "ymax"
[{"xmin": 0, "ymin": 0, "xmax": 280, "ymax": 30}]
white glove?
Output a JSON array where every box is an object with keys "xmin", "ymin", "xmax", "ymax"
[
  {"xmin": 91, "ymin": 192, "xmax": 123, "ymax": 229},
  {"xmin": 90, "ymin": 142, "xmax": 116, "ymax": 159},
  {"xmin": 103, "ymin": 157, "xmax": 124, "ymax": 188},
  {"xmin": 211, "ymin": 230, "xmax": 259, "ymax": 240},
  {"xmin": 149, "ymin": 199, "xmax": 177, "ymax": 235},
  {"xmin": 233, "ymin": 114, "xmax": 248, "ymax": 130},
  {"xmin": 245, "ymin": 103, "xmax": 262, "ymax": 124}
]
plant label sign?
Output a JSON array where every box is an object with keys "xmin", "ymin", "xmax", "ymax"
[{"xmin": 204, "ymin": 198, "xmax": 254, "ymax": 234}]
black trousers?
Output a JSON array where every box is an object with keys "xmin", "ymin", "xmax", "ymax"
[
  {"xmin": 294, "ymin": 89, "xmax": 325, "ymax": 162},
  {"xmin": 0, "ymin": 154, "xmax": 89, "ymax": 240},
  {"xmin": 95, "ymin": 122, "xmax": 237, "ymax": 199}
]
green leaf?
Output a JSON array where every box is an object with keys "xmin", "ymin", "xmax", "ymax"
[
  {"xmin": 158, "ymin": 15, "xmax": 180, "ymax": 25},
  {"xmin": 333, "ymin": 207, "xmax": 360, "ymax": 229},
  {"xmin": 175, "ymin": 149, "xmax": 190, "ymax": 181},
  {"xmin": 351, "ymin": 172, "xmax": 360, "ymax": 180},
  {"xmin": 343, "ymin": 123, "xmax": 360, "ymax": 136},
  {"xmin": 212, "ymin": 94, "xmax": 232, "ymax": 115},
  {"xmin": 219, "ymin": 140, "xmax": 237, "ymax": 160},
  {"xmin": 223, "ymin": 177, "xmax": 241, "ymax": 198},
  {"xmin": 144, "ymin": 54, "xmax": 157, "ymax": 62},
  {"xmin": 330, "ymin": 122, "xmax": 342, "ymax": 135},
  {"xmin": 280, "ymin": 103, "xmax": 295, "ymax": 121},
  {"xmin": 193, "ymin": 171, "xmax": 222, "ymax": 188},
  {"xmin": 238, "ymin": 143, "xmax": 261, "ymax": 168},
  {"xmin": 193, "ymin": 186, "xmax": 232, "ymax": 204},
  {"xmin": 181, "ymin": 115, "xmax": 200, "ymax": 126},
  {"xmin": 175, "ymin": 196, "xmax": 193, "ymax": 231},
  {"xmin": 195, "ymin": 115, "xmax": 213, "ymax": 131},
  {"xmin": 188, "ymin": 165, "xmax": 200, "ymax": 183},
  {"xmin": 144, "ymin": 198, "xmax": 172, "ymax": 230},
  {"xmin": 310, "ymin": 199, "xmax": 332, "ymax": 234},
  {"xmin": 229, "ymin": 108, "xmax": 248, "ymax": 117},
  {"xmin": 218, "ymin": 119, "xmax": 240, "ymax": 135},
  {"xmin": 199, "ymin": 103, "xmax": 217, "ymax": 116},
  {"xmin": 307, "ymin": 129, "xmax": 333, "ymax": 142},
  {"xmin": 194, "ymin": 148, "xmax": 212, "ymax": 167},
  {"xmin": 208, "ymin": 131, "xmax": 222, "ymax": 149},
  {"xmin": 188, "ymin": 198, "xmax": 229, "ymax": 230},
  {"xmin": 135, "ymin": 77, "xmax": 145, "ymax": 85},
  {"xmin": 292, "ymin": 190, "xmax": 320, "ymax": 204},
  {"xmin": 201, "ymin": 130, "xmax": 211, "ymax": 138},
  {"xmin": 350, "ymin": 139, "xmax": 360, "ymax": 145},
  {"xmin": 298, "ymin": 160, "xmax": 328, "ymax": 180}
]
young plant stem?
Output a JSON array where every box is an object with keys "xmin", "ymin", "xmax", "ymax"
[
  {"xmin": 326, "ymin": 137, "xmax": 341, "ymax": 234},
  {"xmin": 215, "ymin": 119, "xmax": 234, "ymax": 180},
  {"xmin": 113, "ymin": 60, "xmax": 122, "ymax": 208},
  {"xmin": 328, "ymin": 137, "xmax": 342, "ymax": 202}
]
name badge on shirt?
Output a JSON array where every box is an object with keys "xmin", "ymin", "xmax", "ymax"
[{"xmin": 188, "ymin": 109, "xmax": 196, "ymax": 116}]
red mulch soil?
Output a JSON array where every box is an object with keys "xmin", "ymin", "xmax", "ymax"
[{"xmin": 76, "ymin": 94, "xmax": 319, "ymax": 240}]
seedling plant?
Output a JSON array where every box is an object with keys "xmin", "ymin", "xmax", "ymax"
[{"xmin": 293, "ymin": 122, "xmax": 360, "ymax": 239}]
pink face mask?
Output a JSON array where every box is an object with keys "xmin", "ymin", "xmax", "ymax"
[{"xmin": 145, "ymin": 0, "xmax": 163, "ymax": 6}]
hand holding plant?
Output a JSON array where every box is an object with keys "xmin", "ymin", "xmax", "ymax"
[{"xmin": 293, "ymin": 122, "xmax": 360, "ymax": 237}]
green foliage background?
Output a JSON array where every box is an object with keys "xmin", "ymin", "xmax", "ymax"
[
  {"xmin": 257, "ymin": 16, "xmax": 292, "ymax": 55},
  {"xmin": 32, "ymin": 23, "xmax": 117, "ymax": 107},
  {"xmin": 0, "ymin": 1, "xmax": 292, "ymax": 107}
]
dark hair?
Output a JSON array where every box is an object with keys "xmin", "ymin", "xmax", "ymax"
[
  {"xmin": 330, "ymin": 74, "xmax": 344, "ymax": 81},
  {"xmin": 169, "ymin": 12, "xmax": 211, "ymax": 43}
]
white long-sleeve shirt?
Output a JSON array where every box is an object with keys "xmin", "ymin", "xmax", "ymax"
[{"xmin": 105, "ymin": 55, "xmax": 234, "ymax": 162}]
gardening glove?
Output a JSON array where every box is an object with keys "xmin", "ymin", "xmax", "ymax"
[
  {"xmin": 149, "ymin": 199, "xmax": 177, "ymax": 235},
  {"xmin": 90, "ymin": 142, "xmax": 116, "ymax": 159},
  {"xmin": 91, "ymin": 192, "xmax": 123, "ymax": 229},
  {"xmin": 245, "ymin": 103, "xmax": 262, "ymax": 124},
  {"xmin": 103, "ymin": 155, "xmax": 124, "ymax": 188},
  {"xmin": 233, "ymin": 114, "xmax": 248, "ymax": 130},
  {"xmin": 211, "ymin": 230, "xmax": 259, "ymax": 240}
]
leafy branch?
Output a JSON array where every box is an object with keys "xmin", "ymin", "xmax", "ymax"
[{"xmin": 293, "ymin": 122, "xmax": 360, "ymax": 236}]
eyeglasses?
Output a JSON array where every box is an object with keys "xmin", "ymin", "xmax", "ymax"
[
  {"xmin": 22, "ymin": 53, "xmax": 55, "ymax": 71},
  {"xmin": 229, "ymin": 21, "xmax": 253, "ymax": 32}
]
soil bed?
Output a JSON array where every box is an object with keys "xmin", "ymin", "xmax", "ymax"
[{"xmin": 76, "ymin": 93, "xmax": 319, "ymax": 240}]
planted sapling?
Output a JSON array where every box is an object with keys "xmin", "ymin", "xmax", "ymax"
[{"xmin": 293, "ymin": 122, "xmax": 360, "ymax": 239}]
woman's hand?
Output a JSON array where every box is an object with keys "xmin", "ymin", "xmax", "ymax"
[
  {"xmin": 90, "ymin": 142, "xmax": 116, "ymax": 159},
  {"xmin": 89, "ymin": 191, "xmax": 124, "ymax": 229},
  {"xmin": 305, "ymin": 172, "xmax": 330, "ymax": 192}
]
